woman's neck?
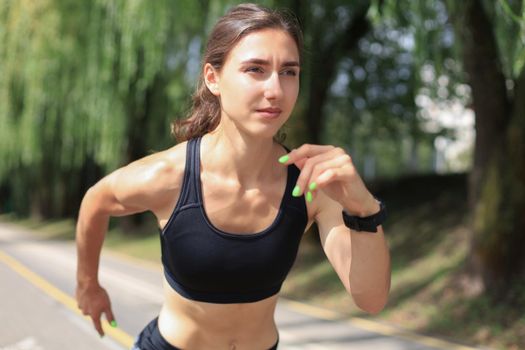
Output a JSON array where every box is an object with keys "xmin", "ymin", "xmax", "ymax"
[{"xmin": 201, "ymin": 127, "xmax": 284, "ymax": 188}]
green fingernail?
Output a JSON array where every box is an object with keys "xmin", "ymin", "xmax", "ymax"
[
  {"xmin": 111, "ymin": 320, "xmax": 117, "ymax": 328},
  {"xmin": 306, "ymin": 191, "xmax": 313, "ymax": 202},
  {"xmin": 309, "ymin": 182, "xmax": 317, "ymax": 191},
  {"xmin": 278, "ymin": 155, "xmax": 289, "ymax": 163},
  {"xmin": 292, "ymin": 185, "xmax": 301, "ymax": 197}
]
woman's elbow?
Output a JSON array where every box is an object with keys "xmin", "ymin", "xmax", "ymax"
[
  {"xmin": 357, "ymin": 297, "xmax": 388, "ymax": 315},
  {"xmin": 349, "ymin": 289, "xmax": 389, "ymax": 315}
]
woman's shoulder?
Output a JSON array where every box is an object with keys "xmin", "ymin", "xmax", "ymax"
[
  {"xmin": 126, "ymin": 141, "xmax": 187, "ymax": 179},
  {"xmin": 150, "ymin": 141, "xmax": 189, "ymax": 174},
  {"xmin": 135, "ymin": 141, "xmax": 190, "ymax": 192},
  {"xmin": 108, "ymin": 141, "xmax": 189, "ymax": 213}
]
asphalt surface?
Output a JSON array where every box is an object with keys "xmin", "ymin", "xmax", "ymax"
[{"xmin": 0, "ymin": 222, "xmax": 487, "ymax": 350}]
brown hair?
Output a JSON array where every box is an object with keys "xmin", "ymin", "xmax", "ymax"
[{"xmin": 171, "ymin": 3, "xmax": 303, "ymax": 143}]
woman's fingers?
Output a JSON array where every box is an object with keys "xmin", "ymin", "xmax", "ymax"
[
  {"xmin": 91, "ymin": 312, "xmax": 104, "ymax": 337},
  {"xmin": 310, "ymin": 156, "xmax": 351, "ymax": 187},
  {"xmin": 105, "ymin": 308, "xmax": 117, "ymax": 328},
  {"xmin": 90, "ymin": 307, "xmax": 117, "ymax": 337},
  {"xmin": 290, "ymin": 150, "xmax": 337, "ymax": 196},
  {"xmin": 279, "ymin": 144, "xmax": 335, "ymax": 168},
  {"xmin": 282, "ymin": 146, "xmax": 350, "ymax": 201},
  {"xmin": 78, "ymin": 286, "xmax": 116, "ymax": 336},
  {"xmin": 279, "ymin": 143, "xmax": 368, "ymax": 207}
]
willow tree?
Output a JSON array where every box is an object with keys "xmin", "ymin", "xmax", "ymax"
[{"xmin": 0, "ymin": 0, "xmax": 208, "ymax": 217}]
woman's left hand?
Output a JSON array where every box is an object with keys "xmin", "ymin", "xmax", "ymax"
[{"xmin": 278, "ymin": 144, "xmax": 379, "ymax": 216}]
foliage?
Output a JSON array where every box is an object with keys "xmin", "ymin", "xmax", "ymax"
[
  {"xmin": 3, "ymin": 0, "xmax": 521, "ymax": 216},
  {"xmin": 2, "ymin": 0, "xmax": 169, "ymax": 172},
  {"xmin": 0, "ymin": 0, "xmax": 207, "ymax": 214}
]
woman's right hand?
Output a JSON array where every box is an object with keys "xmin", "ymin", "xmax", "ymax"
[{"xmin": 76, "ymin": 282, "xmax": 116, "ymax": 337}]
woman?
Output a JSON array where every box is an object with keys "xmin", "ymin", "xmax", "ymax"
[{"xmin": 76, "ymin": 3, "xmax": 391, "ymax": 350}]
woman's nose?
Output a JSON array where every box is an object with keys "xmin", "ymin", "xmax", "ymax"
[{"xmin": 263, "ymin": 72, "xmax": 283, "ymax": 100}]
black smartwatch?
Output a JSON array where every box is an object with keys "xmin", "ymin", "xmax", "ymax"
[{"xmin": 342, "ymin": 199, "xmax": 387, "ymax": 233}]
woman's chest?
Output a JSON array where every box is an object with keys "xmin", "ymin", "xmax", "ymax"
[
  {"xmin": 156, "ymin": 169, "xmax": 316, "ymax": 234},
  {"xmin": 203, "ymin": 186, "xmax": 281, "ymax": 235},
  {"xmin": 201, "ymin": 177, "xmax": 315, "ymax": 235}
]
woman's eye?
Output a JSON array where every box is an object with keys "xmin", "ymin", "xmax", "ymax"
[
  {"xmin": 246, "ymin": 67, "xmax": 263, "ymax": 73},
  {"xmin": 281, "ymin": 69, "xmax": 297, "ymax": 76}
]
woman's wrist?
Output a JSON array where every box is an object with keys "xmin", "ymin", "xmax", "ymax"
[
  {"xmin": 344, "ymin": 195, "xmax": 380, "ymax": 218},
  {"xmin": 77, "ymin": 273, "xmax": 100, "ymax": 288}
]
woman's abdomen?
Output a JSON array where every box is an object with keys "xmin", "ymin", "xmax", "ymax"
[{"xmin": 157, "ymin": 276, "xmax": 279, "ymax": 349}]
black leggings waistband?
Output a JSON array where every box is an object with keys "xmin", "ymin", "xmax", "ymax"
[
  {"xmin": 132, "ymin": 317, "xmax": 279, "ymax": 350},
  {"xmin": 132, "ymin": 317, "xmax": 181, "ymax": 350}
]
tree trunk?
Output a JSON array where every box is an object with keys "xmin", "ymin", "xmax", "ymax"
[
  {"xmin": 308, "ymin": 4, "xmax": 371, "ymax": 145},
  {"xmin": 454, "ymin": 0, "xmax": 525, "ymax": 295},
  {"xmin": 285, "ymin": 2, "xmax": 371, "ymax": 145}
]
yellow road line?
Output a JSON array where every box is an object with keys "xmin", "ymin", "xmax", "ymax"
[
  {"xmin": 0, "ymin": 249, "xmax": 134, "ymax": 348},
  {"xmin": 280, "ymin": 298, "xmax": 481, "ymax": 350}
]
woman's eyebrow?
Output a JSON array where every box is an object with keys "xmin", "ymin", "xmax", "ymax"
[{"xmin": 240, "ymin": 58, "xmax": 300, "ymax": 67}]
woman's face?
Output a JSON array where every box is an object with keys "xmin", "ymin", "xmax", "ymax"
[{"xmin": 206, "ymin": 28, "xmax": 300, "ymax": 138}]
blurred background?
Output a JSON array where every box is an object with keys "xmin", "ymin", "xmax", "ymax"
[{"xmin": 0, "ymin": 0, "xmax": 523, "ymax": 349}]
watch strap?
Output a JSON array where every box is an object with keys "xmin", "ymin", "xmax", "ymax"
[{"xmin": 342, "ymin": 199, "xmax": 387, "ymax": 233}]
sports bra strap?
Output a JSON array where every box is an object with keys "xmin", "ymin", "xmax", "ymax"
[{"xmin": 173, "ymin": 137, "xmax": 200, "ymax": 210}]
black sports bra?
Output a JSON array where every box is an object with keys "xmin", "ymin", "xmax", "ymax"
[{"xmin": 159, "ymin": 136, "xmax": 308, "ymax": 303}]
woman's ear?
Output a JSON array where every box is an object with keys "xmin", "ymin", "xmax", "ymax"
[{"xmin": 204, "ymin": 63, "xmax": 220, "ymax": 96}]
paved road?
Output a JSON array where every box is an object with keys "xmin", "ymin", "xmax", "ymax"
[{"xmin": 0, "ymin": 222, "xmax": 487, "ymax": 350}]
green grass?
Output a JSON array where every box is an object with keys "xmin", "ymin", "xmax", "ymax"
[{"xmin": 1, "ymin": 173, "xmax": 524, "ymax": 349}]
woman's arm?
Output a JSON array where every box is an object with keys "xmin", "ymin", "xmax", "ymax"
[
  {"xmin": 76, "ymin": 151, "xmax": 181, "ymax": 336},
  {"xmin": 278, "ymin": 144, "xmax": 391, "ymax": 314},
  {"xmin": 315, "ymin": 192, "xmax": 391, "ymax": 314},
  {"xmin": 76, "ymin": 168, "xmax": 147, "ymax": 293},
  {"xmin": 75, "ymin": 166, "xmax": 149, "ymax": 337}
]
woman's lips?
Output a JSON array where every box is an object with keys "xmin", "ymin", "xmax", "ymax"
[{"xmin": 256, "ymin": 108, "xmax": 282, "ymax": 119}]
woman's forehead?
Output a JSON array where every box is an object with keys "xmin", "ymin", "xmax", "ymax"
[{"xmin": 226, "ymin": 29, "xmax": 300, "ymax": 65}]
